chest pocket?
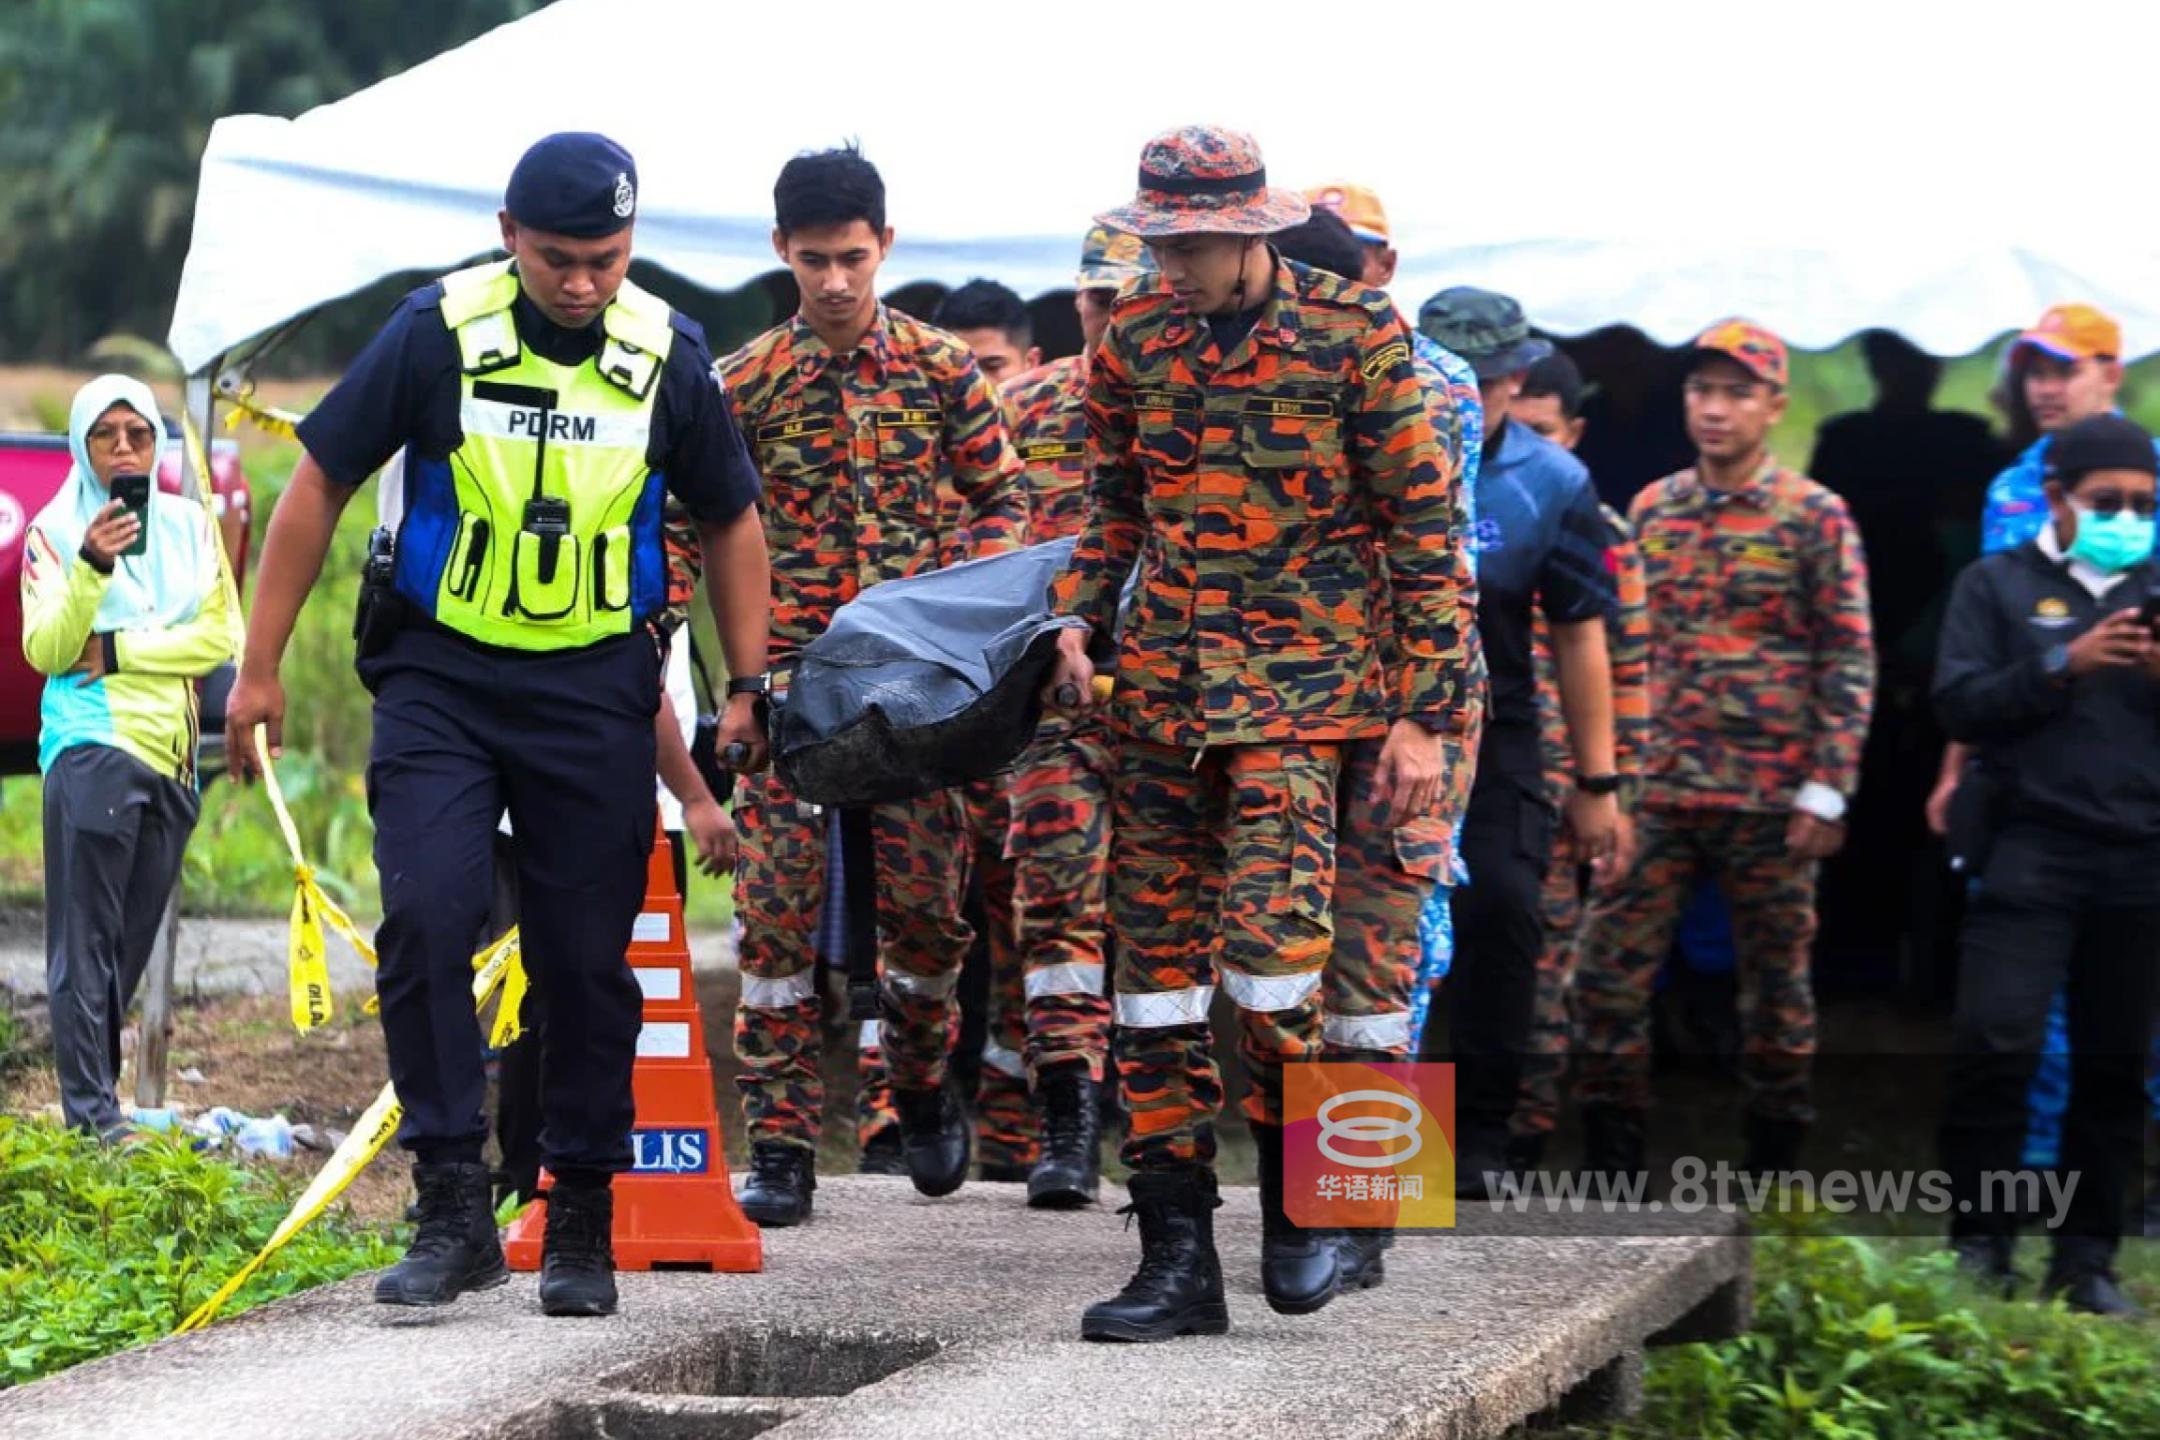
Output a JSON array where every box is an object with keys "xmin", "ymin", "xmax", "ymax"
[
  {"xmin": 1239, "ymin": 395, "xmax": 1343, "ymax": 469},
  {"xmin": 756, "ymin": 411, "xmax": 839, "ymax": 539},
  {"xmin": 1133, "ymin": 390, "xmax": 1201, "ymax": 476},
  {"xmin": 1721, "ymin": 533, "xmax": 1801, "ymax": 629},
  {"xmin": 873, "ymin": 406, "xmax": 943, "ymax": 516}
]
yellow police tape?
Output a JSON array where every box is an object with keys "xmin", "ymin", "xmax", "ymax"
[
  {"xmin": 222, "ymin": 388, "xmax": 304, "ymax": 442},
  {"xmin": 168, "ymin": 416, "xmax": 530, "ymax": 1331}
]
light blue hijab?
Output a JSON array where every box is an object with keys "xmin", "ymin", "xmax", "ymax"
[{"xmin": 30, "ymin": 375, "xmax": 211, "ymax": 634}]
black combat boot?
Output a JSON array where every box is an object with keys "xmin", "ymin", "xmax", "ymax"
[
  {"xmin": 1579, "ymin": 1104, "xmax": 1648, "ymax": 1187},
  {"xmin": 1506, "ymin": 1130, "xmax": 1547, "ymax": 1176},
  {"xmin": 896, "ymin": 1083, "xmax": 970, "ymax": 1198},
  {"xmin": 1949, "ymin": 1231, "xmax": 2019, "ymax": 1296},
  {"xmin": 736, "ymin": 1141, "xmax": 816, "ymax": 1226},
  {"xmin": 1027, "ymin": 1069, "xmax": 1103, "ymax": 1209},
  {"xmin": 1453, "ymin": 1122, "xmax": 1513, "ymax": 1200},
  {"xmin": 1332, "ymin": 1228, "xmax": 1391, "ymax": 1292},
  {"xmin": 374, "ymin": 1161, "xmax": 506, "ymax": 1306},
  {"xmin": 856, "ymin": 1129, "xmax": 907, "ymax": 1176},
  {"xmin": 539, "ymin": 1177, "xmax": 618, "ymax": 1317},
  {"xmin": 2044, "ymin": 1236, "xmax": 2143, "ymax": 1318},
  {"xmin": 1251, "ymin": 1123, "xmax": 1339, "ymax": 1315},
  {"xmin": 1080, "ymin": 1168, "xmax": 1229, "ymax": 1342}
]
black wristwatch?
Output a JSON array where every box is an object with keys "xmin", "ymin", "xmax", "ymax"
[
  {"xmin": 725, "ymin": 673, "xmax": 770, "ymax": 698},
  {"xmin": 1575, "ymin": 772, "xmax": 1623, "ymax": 797}
]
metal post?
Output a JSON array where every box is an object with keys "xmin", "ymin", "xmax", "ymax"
[{"xmin": 133, "ymin": 887, "xmax": 181, "ymax": 1109}]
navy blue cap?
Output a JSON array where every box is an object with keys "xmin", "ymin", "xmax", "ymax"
[
  {"xmin": 2046, "ymin": 413, "xmax": 2158, "ymax": 482},
  {"xmin": 504, "ymin": 132, "xmax": 638, "ymax": 238}
]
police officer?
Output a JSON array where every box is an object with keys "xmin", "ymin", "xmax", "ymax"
[
  {"xmin": 226, "ymin": 133, "xmax": 770, "ymax": 1318},
  {"xmin": 1045, "ymin": 126, "xmax": 1476, "ymax": 1340}
]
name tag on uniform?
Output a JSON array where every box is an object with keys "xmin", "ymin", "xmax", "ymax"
[
  {"xmin": 1638, "ymin": 532, "xmax": 1681, "ymax": 555},
  {"xmin": 757, "ymin": 415, "xmax": 832, "ymax": 444},
  {"xmin": 1242, "ymin": 397, "xmax": 1334, "ymax": 420},
  {"xmin": 1731, "ymin": 540, "xmax": 1796, "ymax": 571},
  {"xmin": 1021, "ymin": 440, "xmax": 1085, "ymax": 462},
  {"xmin": 1134, "ymin": 390, "xmax": 1200, "ymax": 414},
  {"xmin": 873, "ymin": 407, "xmax": 940, "ymax": 429}
]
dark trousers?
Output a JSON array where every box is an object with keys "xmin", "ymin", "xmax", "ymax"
[
  {"xmin": 1430, "ymin": 770, "xmax": 1556, "ymax": 1142},
  {"xmin": 42, "ymin": 744, "xmax": 199, "ymax": 1135},
  {"xmin": 1940, "ymin": 822, "xmax": 2160, "ymax": 1252},
  {"xmin": 496, "ymin": 832, "xmax": 683, "ymax": 1201},
  {"xmin": 362, "ymin": 627, "xmax": 657, "ymax": 1175}
]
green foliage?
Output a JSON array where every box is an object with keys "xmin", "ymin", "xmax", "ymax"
[
  {"xmin": 1587, "ymin": 1215, "xmax": 2160, "ymax": 1440},
  {"xmin": 0, "ymin": 0, "xmax": 542, "ymax": 360},
  {"xmin": 0, "ymin": 1116, "xmax": 400, "ymax": 1388}
]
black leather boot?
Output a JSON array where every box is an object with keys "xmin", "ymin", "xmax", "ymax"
[
  {"xmin": 1027, "ymin": 1069, "xmax": 1102, "ymax": 1209},
  {"xmin": 2044, "ymin": 1236, "xmax": 2143, "ymax": 1318},
  {"xmin": 1579, "ymin": 1103, "xmax": 1648, "ymax": 1185},
  {"xmin": 897, "ymin": 1083, "xmax": 970, "ymax": 1198},
  {"xmin": 1332, "ymin": 1228, "xmax": 1391, "ymax": 1291},
  {"xmin": 1080, "ymin": 1168, "xmax": 1229, "ymax": 1342},
  {"xmin": 1251, "ymin": 1123, "xmax": 1339, "ymax": 1315},
  {"xmin": 1950, "ymin": 1231, "xmax": 2018, "ymax": 1296},
  {"xmin": 736, "ymin": 1141, "xmax": 816, "ymax": 1226},
  {"xmin": 856, "ymin": 1129, "xmax": 906, "ymax": 1176},
  {"xmin": 1453, "ymin": 1123, "xmax": 1513, "ymax": 1200},
  {"xmin": 1505, "ymin": 1130, "xmax": 1547, "ymax": 1176},
  {"xmin": 374, "ymin": 1161, "xmax": 506, "ymax": 1306},
  {"xmin": 539, "ymin": 1178, "xmax": 618, "ymax": 1317}
]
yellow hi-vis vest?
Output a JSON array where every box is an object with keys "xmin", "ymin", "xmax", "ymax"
[{"xmin": 394, "ymin": 259, "xmax": 674, "ymax": 651}]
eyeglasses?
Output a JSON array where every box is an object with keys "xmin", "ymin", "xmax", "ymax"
[
  {"xmin": 2076, "ymin": 492, "xmax": 2157, "ymax": 519},
  {"xmin": 87, "ymin": 422, "xmax": 158, "ymax": 453}
]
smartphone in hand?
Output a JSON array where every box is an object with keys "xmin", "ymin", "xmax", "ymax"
[
  {"xmin": 109, "ymin": 473, "xmax": 150, "ymax": 558},
  {"xmin": 2140, "ymin": 587, "xmax": 2160, "ymax": 635}
]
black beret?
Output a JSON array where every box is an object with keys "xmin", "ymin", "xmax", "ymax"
[{"xmin": 504, "ymin": 132, "xmax": 638, "ymax": 239}]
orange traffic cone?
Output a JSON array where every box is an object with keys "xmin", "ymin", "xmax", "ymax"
[{"xmin": 505, "ymin": 826, "xmax": 763, "ymax": 1272}]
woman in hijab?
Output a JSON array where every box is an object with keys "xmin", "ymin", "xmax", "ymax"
[{"xmin": 20, "ymin": 374, "xmax": 233, "ymax": 1140}]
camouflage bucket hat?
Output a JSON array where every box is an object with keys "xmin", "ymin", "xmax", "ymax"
[
  {"xmin": 1417, "ymin": 286, "xmax": 1554, "ymax": 381},
  {"xmin": 1095, "ymin": 125, "xmax": 1311, "ymax": 239},
  {"xmin": 1075, "ymin": 222, "xmax": 1156, "ymax": 289}
]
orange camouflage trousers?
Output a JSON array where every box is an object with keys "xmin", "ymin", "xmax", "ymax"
[
  {"xmin": 1515, "ymin": 833, "xmax": 1591, "ymax": 1138},
  {"xmin": 1111, "ymin": 738, "xmax": 1341, "ymax": 1170},
  {"xmin": 732, "ymin": 771, "xmax": 972, "ymax": 1149},
  {"xmin": 1324, "ymin": 737, "xmax": 1454, "ymax": 1061},
  {"xmin": 1572, "ymin": 806, "xmax": 1819, "ymax": 1122}
]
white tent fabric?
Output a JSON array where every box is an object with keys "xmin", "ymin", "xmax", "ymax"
[{"xmin": 169, "ymin": 0, "xmax": 2160, "ymax": 374}]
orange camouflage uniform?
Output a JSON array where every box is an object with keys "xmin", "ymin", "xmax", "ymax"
[
  {"xmin": 1513, "ymin": 505, "xmax": 1648, "ymax": 1139},
  {"xmin": 721, "ymin": 305, "xmax": 1025, "ymax": 1151},
  {"xmin": 1574, "ymin": 458, "xmax": 1874, "ymax": 1122},
  {"xmin": 1054, "ymin": 258, "xmax": 1475, "ymax": 1168}
]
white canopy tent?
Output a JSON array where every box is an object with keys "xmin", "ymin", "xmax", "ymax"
[{"xmin": 170, "ymin": 0, "xmax": 2160, "ymax": 379}]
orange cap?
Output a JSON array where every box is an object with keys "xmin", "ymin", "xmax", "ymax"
[
  {"xmin": 1303, "ymin": 182, "xmax": 1390, "ymax": 245},
  {"xmin": 1690, "ymin": 318, "xmax": 1789, "ymax": 389},
  {"xmin": 2015, "ymin": 303, "xmax": 2123, "ymax": 364}
]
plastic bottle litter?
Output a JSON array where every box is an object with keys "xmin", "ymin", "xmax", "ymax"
[{"xmin": 188, "ymin": 1107, "xmax": 297, "ymax": 1159}]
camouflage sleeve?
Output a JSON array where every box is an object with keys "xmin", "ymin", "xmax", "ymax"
[
  {"xmin": 1051, "ymin": 325, "xmax": 1145, "ymax": 637},
  {"xmin": 1607, "ymin": 523, "xmax": 1651, "ymax": 780},
  {"xmin": 1350, "ymin": 313, "xmax": 1469, "ymax": 733},
  {"xmin": 1805, "ymin": 491, "xmax": 1876, "ymax": 797},
  {"xmin": 943, "ymin": 358, "xmax": 1027, "ymax": 558},
  {"xmin": 657, "ymin": 503, "xmax": 702, "ymax": 638}
]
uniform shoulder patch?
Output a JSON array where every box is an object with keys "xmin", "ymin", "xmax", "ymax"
[{"xmin": 1360, "ymin": 341, "xmax": 1412, "ymax": 380}]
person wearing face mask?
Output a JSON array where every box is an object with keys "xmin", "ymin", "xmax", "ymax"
[
  {"xmin": 21, "ymin": 375, "xmax": 233, "ymax": 1142},
  {"xmin": 1933, "ymin": 413, "xmax": 2160, "ymax": 1317}
]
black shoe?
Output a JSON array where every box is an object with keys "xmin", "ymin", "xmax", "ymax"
[
  {"xmin": 2044, "ymin": 1238, "xmax": 2143, "ymax": 1318},
  {"xmin": 1950, "ymin": 1232, "xmax": 2018, "ymax": 1295},
  {"xmin": 1505, "ymin": 1131, "xmax": 1547, "ymax": 1176},
  {"xmin": 539, "ymin": 1180, "xmax": 618, "ymax": 1317},
  {"xmin": 1080, "ymin": 1168, "xmax": 1230, "ymax": 1342},
  {"xmin": 1453, "ymin": 1124, "xmax": 1512, "ymax": 1201},
  {"xmin": 978, "ymin": 1160, "xmax": 1032, "ymax": 1183},
  {"xmin": 737, "ymin": 1141, "xmax": 816, "ymax": 1226},
  {"xmin": 1741, "ymin": 1115, "xmax": 1809, "ymax": 1180},
  {"xmin": 374, "ymin": 1161, "xmax": 507, "ymax": 1306},
  {"xmin": 1579, "ymin": 1104, "xmax": 1648, "ymax": 1185},
  {"xmin": 897, "ymin": 1083, "xmax": 971, "ymax": 1197},
  {"xmin": 1251, "ymin": 1123, "xmax": 1339, "ymax": 1316},
  {"xmin": 857, "ymin": 1130, "xmax": 907, "ymax": 1177},
  {"xmin": 1028, "ymin": 1069, "xmax": 1103, "ymax": 1209},
  {"xmin": 1332, "ymin": 1229, "xmax": 1391, "ymax": 1292}
]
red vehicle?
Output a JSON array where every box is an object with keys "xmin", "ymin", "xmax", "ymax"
[{"xmin": 0, "ymin": 431, "xmax": 248, "ymax": 776}]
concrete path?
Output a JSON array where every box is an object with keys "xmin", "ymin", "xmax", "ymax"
[
  {"xmin": 0, "ymin": 1176, "xmax": 1748, "ymax": 1440},
  {"xmin": 0, "ymin": 910, "xmax": 737, "ymax": 1000}
]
